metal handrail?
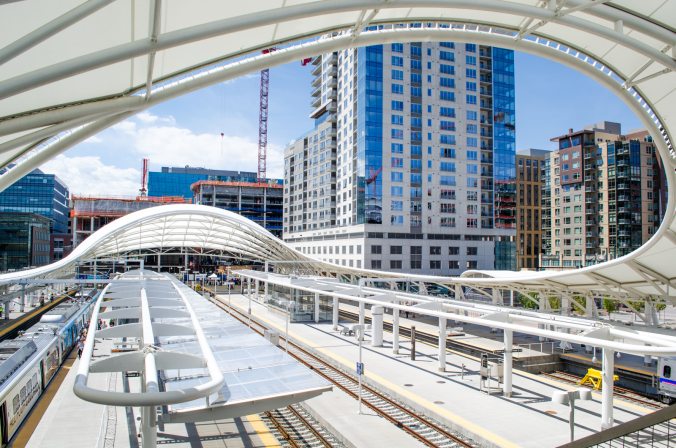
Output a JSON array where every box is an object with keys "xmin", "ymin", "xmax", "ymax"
[{"xmin": 557, "ymin": 404, "xmax": 676, "ymax": 448}]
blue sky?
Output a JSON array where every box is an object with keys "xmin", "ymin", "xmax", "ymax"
[{"xmin": 41, "ymin": 49, "xmax": 642, "ymax": 196}]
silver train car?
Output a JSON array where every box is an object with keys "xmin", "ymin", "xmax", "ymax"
[
  {"xmin": 0, "ymin": 295, "xmax": 95, "ymax": 445},
  {"xmin": 657, "ymin": 356, "xmax": 676, "ymax": 404}
]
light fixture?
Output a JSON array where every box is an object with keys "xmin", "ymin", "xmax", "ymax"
[
  {"xmin": 591, "ymin": 347, "xmax": 597, "ymax": 363},
  {"xmin": 552, "ymin": 388, "xmax": 593, "ymax": 442}
]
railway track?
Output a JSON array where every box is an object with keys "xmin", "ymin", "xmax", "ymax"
[
  {"xmin": 541, "ymin": 371, "xmax": 665, "ymax": 409},
  {"xmin": 262, "ymin": 403, "xmax": 343, "ymax": 448},
  {"xmin": 0, "ymin": 288, "xmax": 77, "ymax": 341},
  {"xmin": 208, "ymin": 293, "xmax": 476, "ymax": 448}
]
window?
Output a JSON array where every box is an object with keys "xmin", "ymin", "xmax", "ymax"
[
  {"xmin": 390, "ymin": 171, "xmax": 403, "ymax": 182},
  {"xmin": 371, "ymin": 260, "xmax": 382, "ymax": 269},
  {"xmin": 466, "ymin": 110, "xmax": 477, "ymax": 121},
  {"xmin": 391, "ymin": 56, "xmax": 403, "ymax": 66},
  {"xmin": 391, "ymin": 69, "xmax": 403, "ymax": 80},
  {"xmin": 410, "ymin": 260, "xmax": 422, "ymax": 269},
  {"xmin": 440, "ymin": 162, "xmax": 456, "ymax": 172},
  {"xmin": 390, "ymin": 260, "xmax": 403, "ymax": 269},
  {"xmin": 392, "ymin": 100, "xmax": 404, "ymax": 111},
  {"xmin": 466, "ymin": 81, "xmax": 477, "ymax": 92},
  {"xmin": 440, "ymin": 107, "xmax": 455, "ymax": 117},
  {"xmin": 440, "ymin": 217, "xmax": 456, "ymax": 227},
  {"xmin": 391, "ymin": 83, "xmax": 404, "ymax": 94},
  {"xmin": 391, "ymin": 200, "xmax": 403, "ymax": 211},
  {"xmin": 391, "ymin": 43, "xmax": 403, "ymax": 53},
  {"xmin": 440, "ymin": 176, "xmax": 456, "ymax": 186},
  {"xmin": 465, "ymin": 43, "xmax": 476, "ymax": 52},
  {"xmin": 467, "ymin": 164, "xmax": 478, "ymax": 174},
  {"xmin": 467, "ymin": 137, "xmax": 478, "ymax": 147},
  {"xmin": 391, "ymin": 143, "xmax": 403, "ymax": 153},
  {"xmin": 390, "ymin": 186, "xmax": 403, "ymax": 196},
  {"xmin": 467, "ymin": 247, "xmax": 478, "ymax": 255},
  {"xmin": 391, "ymin": 129, "xmax": 403, "ymax": 140},
  {"xmin": 391, "ymin": 215, "xmax": 404, "ymax": 225},
  {"xmin": 467, "ymin": 218, "xmax": 478, "ymax": 228},
  {"xmin": 391, "ymin": 115, "xmax": 403, "ymax": 125},
  {"xmin": 440, "ymin": 90, "xmax": 455, "ymax": 102},
  {"xmin": 467, "ymin": 260, "xmax": 478, "ymax": 269},
  {"xmin": 371, "ymin": 245, "xmax": 382, "ymax": 254},
  {"xmin": 440, "ymin": 134, "xmax": 456, "ymax": 145},
  {"xmin": 449, "ymin": 247, "xmax": 459, "ymax": 255},
  {"xmin": 466, "ymin": 94, "xmax": 477, "ymax": 105},
  {"xmin": 441, "ymin": 148, "xmax": 456, "ymax": 158},
  {"xmin": 440, "ymin": 64, "xmax": 455, "ymax": 75},
  {"xmin": 466, "ymin": 68, "xmax": 477, "ymax": 78},
  {"xmin": 439, "ymin": 51, "xmax": 455, "ymax": 61},
  {"xmin": 429, "ymin": 260, "xmax": 442, "ymax": 270},
  {"xmin": 449, "ymin": 260, "xmax": 460, "ymax": 269},
  {"xmin": 467, "ymin": 150, "xmax": 478, "ymax": 160},
  {"xmin": 430, "ymin": 246, "xmax": 441, "ymax": 255},
  {"xmin": 391, "ymin": 157, "xmax": 403, "ymax": 168},
  {"xmin": 664, "ymin": 365, "xmax": 672, "ymax": 379},
  {"xmin": 440, "ymin": 120, "xmax": 456, "ymax": 131},
  {"xmin": 466, "ymin": 177, "xmax": 478, "ymax": 188},
  {"xmin": 439, "ymin": 77, "xmax": 455, "ymax": 88},
  {"xmin": 466, "ymin": 55, "xmax": 476, "ymax": 65},
  {"xmin": 390, "ymin": 245, "xmax": 403, "ymax": 255}
]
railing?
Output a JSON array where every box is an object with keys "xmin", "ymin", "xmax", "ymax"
[{"xmin": 557, "ymin": 404, "xmax": 675, "ymax": 448}]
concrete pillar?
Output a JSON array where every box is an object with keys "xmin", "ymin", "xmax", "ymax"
[
  {"xmin": 332, "ymin": 297, "xmax": 339, "ymax": 330},
  {"xmin": 255, "ymin": 280, "xmax": 260, "ymax": 301},
  {"xmin": 504, "ymin": 329, "xmax": 513, "ymax": 397},
  {"xmin": 156, "ymin": 253, "xmax": 161, "ymax": 272},
  {"xmin": 358, "ymin": 301, "xmax": 365, "ymax": 328},
  {"xmin": 492, "ymin": 288, "xmax": 501, "ymax": 305},
  {"xmin": 438, "ymin": 317, "xmax": 447, "ymax": 372},
  {"xmin": 72, "ymin": 216, "xmax": 78, "ymax": 247},
  {"xmin": 509, "ymin": 290, "xmax": 514, "ymax": 307},
  {"xmin": 601, "ymin": 348, "xmax": 615, "ymax": 429},
  {"xmin": 392, "ymin": 300, "xmax": 400, "ymax": 354},
  {"xmin": 20, "ymin": 285, "xmax": 26, "ymax": 313},
  {"xmin": 314, "ymin": 292, "xmax": 320, "ymax": 323},
  {"xmin": 371, "ymin": 306, "xmax": 383, "ymax": 347}
]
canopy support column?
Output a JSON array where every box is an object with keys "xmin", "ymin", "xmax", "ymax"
[
  {"xmin": 438, "ymin": 317, "xmax": 447, "ymax": 372},
  {"xmin": 601, "ymin": 348, "xmax": 615, "ymax": 429},
  {"xmin": 504, "ymin": 329, "xmax": 513, "ymax": 397},
  {"xmin": 332, "ymin": 296, "xmax": 339, "ymax": 330},
  {"xmin": 314, "ymin": 292, "xmax": 320, "ymax": 323},
  {"xmin": 392, "ymin": 299, "xmax": 400, "ymax": 354}
]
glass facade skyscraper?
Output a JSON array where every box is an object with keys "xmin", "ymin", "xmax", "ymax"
[
  {"xmin": 0, "ymin": 169, "xmax": 69, "ymax": 234},
  {"xmin": 284, "ymin": 41, "xmax": 516, "ymax": 274}
]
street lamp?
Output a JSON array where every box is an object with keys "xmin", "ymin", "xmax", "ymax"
[
  {"xmin": 353, "ymin": 324, "xmax": 365, "ymax": 415},
  {"xmin": 552, "ymin": 388, "xmax": 592, "ymax": 442}
]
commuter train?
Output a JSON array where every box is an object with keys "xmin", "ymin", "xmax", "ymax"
[
  {"xmin": 0, "ymin": 292, "xmax": 96, "ymax": 445},
  {"xmin": 657, "ymin": 357, "xmax": 676, "ymax": 404}
]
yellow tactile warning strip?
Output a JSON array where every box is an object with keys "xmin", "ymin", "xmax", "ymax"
[
  {"xmin": 11, "ymin": 351, "xmax": 77, "ymax": 448},
  {"xmin": 238, "ymin": 300, "xmax": 519, "ymax": 448},
  {"xmin": 245, "ymin": 413, "xmax": 282, "ymax": 447}
]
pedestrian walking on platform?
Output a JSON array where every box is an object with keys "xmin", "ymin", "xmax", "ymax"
[{"xmin": 77, "ymin": 339, "xmax": 84, "ymax": 358}]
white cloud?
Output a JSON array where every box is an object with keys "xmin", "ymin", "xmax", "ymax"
[
  {"xmin": 84, "ymin": 135, "xmax": 103, "ymax": 144},
  {"xmin": 40, "ymin": 155, "xmax": 141, "ymax": 196},
  {"xmin": 112, "ymin": 120, "xmax": 137, "ymax": 135},
  {"xmin": 131, "ymin": 124, "xmax": 284, "ymax": 179},
  {"xmin": 136, "ymin": 111, "xmax": 176, "ymax": 125}
]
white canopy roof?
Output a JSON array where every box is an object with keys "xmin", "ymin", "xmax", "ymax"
[{"xmin": 0, "ymin": 2, "xmax": 674, "ymax": 303}]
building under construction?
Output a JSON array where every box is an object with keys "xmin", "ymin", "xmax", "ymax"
[
  {"xmin": 71, "ymin": 195, "xmax": 187, "ymax": 247},
  {"xmin": 191, "ymin": 180, "xmax": 283, "ymax": 237}
]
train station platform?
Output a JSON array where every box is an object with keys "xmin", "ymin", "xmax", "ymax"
[
  {"xmin": 224, "ymin": 293, "xmax": 656, "ymax": 448},
  {"xmin": 24, "ymin": 321, "xmax": 290, "ymax": 447}
]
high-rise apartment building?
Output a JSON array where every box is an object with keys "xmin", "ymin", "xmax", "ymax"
[
  {"xmin": 284, "ymin": 42, "xmax": 516, "ymax": 274},
  {"xmin": 516, "ymin": 149, "xmax": 548, "ymax": 270},
  {"xmin": 541, "ymin": 122, "xmax": 663, "ymax": 268},
  {"xmin": 0, "ymin": 213, "xmax": 51, "ymax": 271}
]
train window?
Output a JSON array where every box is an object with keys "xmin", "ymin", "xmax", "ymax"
[
  {"xmin": 665, "ymin": 365, "xmax": 672, "ymax": 379},
  {"xmin": 12, "ymin": 395, "xmax": 18, "ymax": 414},
  {"xmin": 26, "ymin": 379, "xmax": 32, "ymax": 393},
  {"xmin": 32, "ymin": 373, "xmax": 38, "ymax": 389},
  {"xmin": 20, "ymin": 386, "xmax": 26, "ymax": 403}
]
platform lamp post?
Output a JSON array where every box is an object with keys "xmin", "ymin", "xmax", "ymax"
[
  {"xmin": 552, "ymin": 388, "xmax": 592, "ymax": 442},
  {"xmin": 353, "ymin": 324, "xmax": 365, "ymax": 414}
]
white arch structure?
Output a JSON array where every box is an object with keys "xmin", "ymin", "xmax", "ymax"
[{"xmin": 0, "ymin": 6, "xmax": 674, "ymax": 307}]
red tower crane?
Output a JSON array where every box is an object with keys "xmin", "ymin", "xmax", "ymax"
[
  {"xmin": 139, "ymin": 157, "xmax": 149, "ymax": 197},
  {"xmin": 257, "ymin": 49, "xmax": 275, "ymax": 182}
]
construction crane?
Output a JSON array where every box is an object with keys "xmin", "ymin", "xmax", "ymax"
[
  {"xmin": 139, "ymin": 157, "xmax": 149, "ymax": 197},
  {"xmin": 257, "ymin": 49, "xmax": 275, "ymax": 183}
]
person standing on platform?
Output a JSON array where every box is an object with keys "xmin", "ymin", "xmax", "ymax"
[{"xmin": 77, "ymin": 339, "xmax": 84, "ymax": 358}]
